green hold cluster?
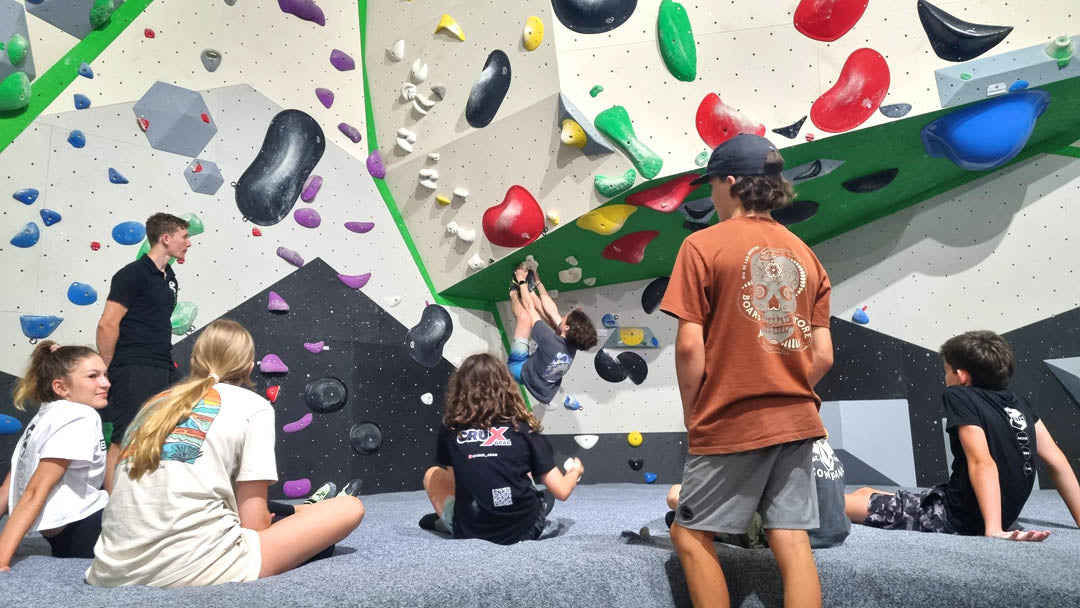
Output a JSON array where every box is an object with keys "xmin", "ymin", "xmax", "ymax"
[
  {"xmin": 90, "ymin": 0, "xmax": 117, "ymax": 30},
  {"xmin": 594, "ymin": 168, "xmax": 637, "ymax": 198},
  {"xmin": 658, "ymin": 0, "xmax": 696, "ymax": 82},
  {"xmin": 0, "ymin": 71, "xmax": 31, "ymax": 112},
  {"xmin": 6, "ymin": 34, "xmax": 29, "ymax": 66},
  {"xmin": 594, "ymin": 105, "xmax": 663, "ymax": 179},
  {"xmin": 171, "ymin": 301, "xmax": 198, "ymax": 335}
]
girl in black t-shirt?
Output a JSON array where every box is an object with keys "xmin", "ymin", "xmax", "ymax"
[{"xmin": 420, "ymin": 354, "xmax": 584, "ymax": 545}]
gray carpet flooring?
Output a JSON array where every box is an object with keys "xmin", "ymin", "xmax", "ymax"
[{"xmin": 1, "ymin": 485, "xmax": 1077, "ymax": 607}]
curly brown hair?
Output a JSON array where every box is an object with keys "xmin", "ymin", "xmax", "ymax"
[
  {"xmin": 564, "ymin": 309, "xmax": 598, "ymax": 351},
  {"xmin": 728, "ymin": 150, "xmax": 794, "ymax": 213},
  {"xmin": 444, "ymin": 353, "xmax": 541, "ymax": 432}
]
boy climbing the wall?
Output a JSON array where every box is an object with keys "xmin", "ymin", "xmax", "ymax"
[
  {"xmin": 96, "ymin": 213, "xmax": 190, "ymax": 492},
  {"xmin": 845, "ymin": 330, "xmax": 1080, "ymax": 540},
  {"xmin": 661, "ymin": 134, "xmax": 834, "ymax": 608}
]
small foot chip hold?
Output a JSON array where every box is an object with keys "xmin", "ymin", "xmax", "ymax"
[
  {"xmin": 303, "ymin": 340, "xmax": 326, "ymax": 353},
  {"xmin": 644, "ymin": 472, "xmax": 658, "ymax": 484},
  {"xmin": 276, "ymin": 246, "xmax": 305, "ymax": 267},
  {"xmin": 434, "ymin": 14, "xmax": 465, "ymax": 41},
  {"xmin": 583, "ymin": 277, "xmax": 596, "ymax": 286},
  {"xmin": 282, "ymin": 413, "xmax": 313, "ymax": 434},
  {"xmin": 259, "ymin": 353, "xmax": 289, "ymax": 373},
  {"xmin": 467, "ymin": 253, "xmax": 487, "ymax": 271},
  {"xmin": 329, "ymin": 48, "xmax": 355, "ymax": 71},
  {"xmin": 337, "ymin": 272, "xmax": 371, "ymax": 289},
  {"xmin": 563, "ymin": 395, "xmax": 582, "ymax": 411},
  {"xmin": 78, "ymin": 62, "xmax": 94, "ymax": 79},
  {"xmin": 265, "ymin": 385, "xmax": 281, "ymax": 403},
  {"xmin": 879, "ymin": 103, "xmax": 912, "ymax": 118},
  {"xmin": 574, "ymin": 434, "xmax": 598, "ymax": 449},
  {"xmin": 387, "ymin": 39, "xmax": 405, "ymax": 62},
  {"xmin": 453, "ymin": 186, "xmax": 469, "ymax": 201},
  {"xmin": 436, "ymin": 194, "xmax": 451, "ymax": 206},
  {"xmin": 267, "ymin": 291, "xmax": 290, "ymax": 312},
  {"xmin": 456, "ymin": 226, "xmax": 476, "ymax": 243}
]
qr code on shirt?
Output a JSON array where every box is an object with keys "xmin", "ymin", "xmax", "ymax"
[{"xmin": 492, "ymin": 486, "xmax": 513, "ymax": 507}]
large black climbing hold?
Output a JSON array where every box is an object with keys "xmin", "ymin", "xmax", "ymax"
[
  {"xmin": 772, "ymin": 200, "xmax": 820, "ymax": 225},
  {"xmin": 407, "ymin": 305, "xmax": 453, "ymax": 368},
  {"xmin": 917, "ymin": 0, "xmax": 1012, "ymax": 62},
  {"xmin": 348, "ymin": 421, "xmax": 383, "ymax": 455},
  {"xmin": 551, "ymin": 0, "xmax": 638, "ymax": 34},
  {"xmin": 465, "ymin": 50, "xmax": 511, "ymax": 129},
  {"xmin": 618, "ymin": 352, "xmax": 648, "ymax": 385},
  {"xmin": 842, "ymin": 168, "xmax": 899, "ymax": 194},
  {"xmin": 304, "ymin": 377, "xmax": 348, "ymax": 413},
  {"xmin": 628, "ymin": 458, "xmax": 643, "ymax": 471},
  {"xmin": 235, "ymin": 109, "xmax": 325, "ymax": 226},
  {"xmin": 772, "ymin": 116, "xmax": 807, "ymax": 140},
  {"xmin": 594, "ymin": 349, "xmax": 628, "ymax": 383},
  {"xmin": 641, "ymin": 277, "xmax": 670, "ymax": 314}
]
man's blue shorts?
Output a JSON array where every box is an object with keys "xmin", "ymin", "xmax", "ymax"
[{"xmin": 507, "ymin": 338, "xmax": 530, "ymax": 383}]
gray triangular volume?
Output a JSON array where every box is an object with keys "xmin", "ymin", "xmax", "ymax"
[
  {"xmin": 557, "ymin": 93, "xmax": 615, "ymax": 157},
  {"xmin": 1046, "ymin": 357, "xmax": 1080, "ymax": 406}
]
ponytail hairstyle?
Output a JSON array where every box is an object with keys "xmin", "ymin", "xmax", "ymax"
[
  {"xmin": 124, "ymin": 319, "xmax": 255, "ymax": 481},
  {"xmin": 444, "ymin": 353, "xmax": 541, "ymax": 433},
  {"xmin": 12, "ymin": 341, "xmax": 100, "ymax": 410}
]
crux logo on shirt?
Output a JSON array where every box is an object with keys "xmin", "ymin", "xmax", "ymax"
[{"xmin": 456, "ymin": 427, "xmax": 511, "ymax": 447}]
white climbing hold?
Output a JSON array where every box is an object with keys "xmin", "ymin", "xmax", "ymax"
[
  {"xmin": 467, "ymin": 254, "xmax": 487, "ymax": 270},
  {"xmin": 583, "ymin": 277, "xmax": 597, "ymax": 286},
  {"xmin": 419, "ymin": 168, "xmax": 439, "ymax": 189},
  {"xmin": 559, "ymin": 267, "xmax": 583, "ymax": 284},
  {"xmin": 574, "ymin": 435, "xmax": 599, "ymax": 450},
  {"xmin": 446, "ymin": 221, "xmax": 459, "ymax": 235},
  {"xmin": 387, "ymin": 39, "xmax": 405, "ymax": 62},
  {"xmin": 427, "ymin": 152, "xmax": 440, "ymax": 162},
  {"xmin": 523, "ymin": 255, "xmax": 539, "ymax": 272},
  {"xmin": 383, "ymin": 295, "xmax": 402, "ymax": 307},
  {"xmin": 396, "ymin": 127, "xmax": 417, "ymax": 153},
  {"xmin": 452, "ymin": 187, "xmax": 469, "ymax": 201},
  {"xmin": 565, "ymin": 256, "xmax": 578, "ymax": 266},
  {"xmin": 411, "ymin": 100, "xmax": 429, "ymax": 116},
  {"xmin": 410, "ymin": 58, "xmax": 428, "ymax": 83},
  {"xmin": 457, "ymin": 226, "xmax": 476, "ymax": 243},
  {"xmin": 547, "ymin": 209, "xmax": 560, "ymax": 225},
  {"xmin": 415, "ymin": 94, "xmax": 438, "ymax": 110},
  {"xmin": 401, "ymin": 82, "xmax": 417, "ymax": 102},
  {"xmin": 421, "ymin": 392, "xmax": 434, "ymax": 405}
]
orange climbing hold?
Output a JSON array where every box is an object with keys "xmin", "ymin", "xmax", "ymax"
[
  {"xmin": 603, "ymin": 230, "xmax": 660, "ymax": 264},
  {"xmin": 625, "ymin": 174, "xmax": 699, "ymax": 213},
  {"xmin": 810, "ymin": 48, "xmax": 890, "ymax": 133},
  {"xmin": 695, "ymin": 93, "xmax": 765, "ymax": 149},
  {"xmin": 794, "ymin": 0, "xmax": 869, "ymax": 42}
]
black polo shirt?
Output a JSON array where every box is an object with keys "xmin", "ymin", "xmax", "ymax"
[{"xmin": 106, "ymin": 255, "xmax": 178, "ymax": 369}]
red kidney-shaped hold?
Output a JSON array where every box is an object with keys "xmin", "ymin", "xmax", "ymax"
[
  {"xmin": 810, "ymin": 48, "xmax": 890, "ymax": 133},
  {"xmin": 793, "ymin": 0, "xmax": 869, "ymax": 42},
  {"xmin": 482, "ymin": 185, "xmax": 545, "ymax": 248},
  {"xmin": 626, "ymin": 174, "xmax": 699, "ymax": 213},
  {"xmin": 602, "ymin": 230, "xmax": 660, "ymax": 264},
  {"xmin": 695, "ymin": 93, "xmax": 765, "ymax": 149}
]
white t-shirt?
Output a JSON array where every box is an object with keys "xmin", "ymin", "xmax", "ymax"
[
  {"xmin": 86, "ymin": 382, "xmax": 277, "ymax": 588},
  {"xmin": 8, "ymin": 400, "xmax": 108, "ymax": 531}
]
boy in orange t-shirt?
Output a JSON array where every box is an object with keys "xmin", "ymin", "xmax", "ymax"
[{"xmin": 660, "ymin": 134, "xmax": 833, "ymax": 608}]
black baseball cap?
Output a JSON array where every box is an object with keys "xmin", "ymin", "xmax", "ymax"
[{"xmin": 690, "ymin": 134, "xmax": 783, "ymax": 186}]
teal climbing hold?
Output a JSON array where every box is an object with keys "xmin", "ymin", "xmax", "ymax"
[
  {"xmin": 657, "ymin": 0, "xmax": 696, "ymax": 82},
  {"xmin": 13, "ymin": 188, "xmax": 38, "ymax": 205},
  {"xmin": 10, "ymin": 222, "xmax": 40, "ymax": 248},
  {"xmin": 39, "ymin": 208, "xmax": 61, "ymax": 226},
  {"xmin": 595, "ymin": 106, "xmax": 663, "ymax": 178},
  {"xmin": 112, "ymin": 221, "xmax": 145, "ymax": 245},
  {"xmin": 78, "ymin": 62, "xmax": 94, "ymax": 78},
  {"xmin": 67, "ymin": 282, "xmax": 98, "ymax": 306},
  {"xmin": 74, "ymin": 94, "xmax": 91, "ymax": 110},
  {"xmin": 594, "ymin": 169, "xmax": 637, "ymax": 198},
  {"xmin": 20, "ymin": 315, "xmax": 62, "ymax": 342},
  {"xmin": 694, "ymin": 150, "xmax": 709, "ymax": 166},
  {"xmin": 67, "ymin": 130, "xmax": 86, "ymax": 148},
  {"xmin": 108, "ymin": 168, "xmax": 128, "ymax": 184},
  {"xmin": 171, "ymin": 302, "xmax": 198, "ymax": 335}
]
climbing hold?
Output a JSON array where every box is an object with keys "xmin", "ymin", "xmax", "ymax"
[
  {"xmin": 431, "ymin": 84, "xmax": 447, "ymax": 101},
  {"xmin": 265, "ymin": 385, "xmax": 280, "ymax": 403},
  {"xmin": 852, "ymin": 305, "xmax": 870, "ymax": 324},
  {"xmin": 267, "ymin": 291, "xmax": 290, "ymax": 312},
  {"xmin": 282, "ymin": 479, "xmax": 312, "ymax": 499},
  {"xmin": 522, "ymin": 16, "xmax": 544, "ymax": 51},
  {"xmin": 303, "ymin": 341, "xmax": 326, "ymax": 354},
  {"xmin": 0, "ymin": 414, "xmax": 22, "ymax": 436},
  {"xmin": 330, "ymin": 49, "xmax": 354, "ymax": 71},
  {"xmin": 67, "ymin": 130, "xmax": 86, "ymax": 148},
  {"xmin": 583, "ymin": 277, "xmax": 597, "ymax": 286},
  {"xmin": 111, "ymin": 221, "xmax": 145, "ymax": 245},
  {"xmin": 551, "ymin": 0, "xmax": 638, "ymax": 34},
  {"xmin": 602, "ymin": 230, "xmax": 659, "ymax": 264},
  {"xmin": 407, "ymin": 305, "xmax": 453, "ymax": 368},
  {"xmin": 618, "ymin": 351, "xmax": 648, "ymax": 384},
  {"xmin": 917, "ymin": 0, "xmax": 1012, "ymax": 62},
  {"xmin": 366, "ymin": 150, "xmax": 386, "ymax": 179},
  {"xmin": 349, "ymin": 422, "xmax": 383, "ymax": 455},
  {"xmin": 143, "ymin": 28, "xmax": 155, "ymax": 38},
  {"xmin": 879, "ymin": 103, "xmax": 912, "ymax": 118},
  {"xmin": 602, "ymin": 313, "xmax": 619, "ymax": 329},
  {"xmin": 395, "ymin": 127, "xmax": 417, "ymax": 153},
  {"xmin": 627, "ymin": 431, "xmax": 643, "ymax": 447},
  {"xmin": 465, "ymin": 50, "xmax": 511, "ymax": 129},
  {"xmin": 386, "ymin": 40, "xmax": 405, "ymax": 62},
  {"xmin": 593, "ymin": 169, "xmax": 636, "ymax": 198},
  {"xmin": 13, "ymin": 188, "xmax": 38, "ymax": 205},
  {"xmin": 276, "ymin": 246, "xmax": 305, "ymax": 267},
  {"xmin": 921, "ymin": 89, "xmax": 1049, "ymax": 171},
  {"xmin": 314, "ymin": 87, "xmax": 334, "ymax": 109},
  {"xmin": 251, "ymin": 228, "xmax": 262, "ymax": 237},
  {"xmin": 345, "ymin": 221, "xmax": 375, "ymax": 233},
  {"xmin": 282, "ymin": 413, "xmax": 313, "ymax": 434},
  {"xmin": 185, "ymin": 159, "xmax": 223, "ymax": 195},
  {"xmin": 418, "ymin": 168, "xmax": 438, "ymax": 190},
  {"xmin": 278, "ymin": 0, "xmax": 325, "ymax": 26},
  {"xmin": 338, "ymin": 122, "xmax": 362, "ymax": 143},
  {"xmin": 304, "ymin": 377, "xmax": 347, "ymax": 413},
  {"xmin": 559, "ymin": 267, "xmax": 583, "ymax": 284},
  {"xmin": 260, "ymin": 354, "xmax": 289, "ymax": 374},
  {"xmin": 0, "ymin": 72, "xmax": 30, "ymax": 112},
  {"xmin": 39, "ymin": 209, "xmax": 61, "ymax": 227},
  {"xmin": 482, "ymin": 185, "xmax": 545, "ymax": 248},
  {"xmin": 10, "ymin": 222, "xmax": 40, "ymax": 248},
  {"xmin": 1046, "ymin": 35, "xmax": 1076, "ymax": 69},
  {"xmin": 595, "ymin": 350, "xmax": 628, "ymax": 382},
  {"xmin": 771, "ymin": 200, "xmax": 820, "ymax": 225},
  {"xmin": 90, "ymin": 241, "xmax": 101, "ymax": 251},
  {"xmin": 456, "ymin": 226, "xmax": 476, "ymax": 243},
  {"xmin": 811, "ymin": 48, "xmax": 889, "ymax": 133},
  {"xmin": 628, "ymin": 458, "xmax": 643, "ymax": 471},
  {"xmin": 200, "ymin": 49, "xmax": 222, "ymax": 72},
  {"xmin": 657, "ymin": 0, "xmax": 696, "ymax": 82},
  {"xmin": 563, "ymin": 396, "xmax": 583, "ymax": 411},
  {"xmin": 644, "ymin": 472, "xmax": 658, "ymax": 484},
  {"xmin": 236, "ymin": 110, "xmax": 324, "ymax": 226},
  {"xmin": 566, "ymin": 256, "xmax": 579, "ymax": 266},
  {"xmin": 467, "ymin": 254, "xmax": 487, "ymax": 271},
  {"xmin": 170, "ymin": 302, "xmax": 198, "ymax": 335},
  {"xmin": 794, "ymin": 0, "xmax": 868, "ymax": 42},
  {"xmin": 560, "ymin": 119, "xmax": 588, "ymax": 149},
  {"xmin": 108, "ymin": 168, "xmax": 128, "ymax": 184},
  {"xmin": 78, "ymin": 62, "xmax": 93, "ymax": 79},
  {"xmin": 448, "ymin": 221, "xmax": 461, "ymax": 237},
  {"xmin": 680, "ymin": 198, "xmax": 714, "ymax": 227},
  {"xmin": 772, "ymin": 116, "xmax": 807, "ymax": 140},
  {"xmin": 89, "ymin": 0, "xmax": 116, "ymax": 30},
  {"xmin": 410, "ymin": 58, "xmax": 429, "ymax": 84},
  {"xmin": 1009, "ymin": 80, "xmax": 1029, "ymax": 93},
  {"xmin": 421, "ymin": 393, "xmax": 434, "ymax": 405},
  {"xmin": 557, "ymin": 94, "xmax": 615, "ymax": 157},
  {"xmin": 136, "ymin": 116, "xmax": 150, "ymax": 131},
  {"xmin": 595, "ymin": 106, "xmax": 663, "ymax": 178},
  {"xmin": 300, "ymin": 175, "xmax": 323, "ymax": 202},
  {"xmin": 572, "ymin": 434, "xmax": 599, "ymax": 450},
  {"xmin": 337, "ymin": 273, "xmax": 371, "ymax": 289},
  {"xmin": 576, "ymin": 204, "xmax": 637, "ymax": 235},
  {"xmin": 73, "ymin": 93, "xmax": 91, "ymax": 110},
  {"xmin": 19, "ymin": 315, "xmax": 62, "ymax": 342},
  {"xmin": 428, "ymin": 152, "xmax": 441, "ymax": 163},
  {"xmin": 696, "ymin": 93, "xmax": 766, "ymax": 148},
  {"xmin": 626, "ymin": 173, "xmax": 698, "ymax": 213},
  {"xmin": 383, "ymin": 295, "xmax": 402, "ymax": 307},
  {"xmin": 436, "ymin": 194, "xmax": 452, "ymax": 207},
  {"xmin": 781, "ymin": 159, "xmax": 845, "ymax": 185},
  {"xmin": 842, "ymin": 168, "xmax": 899, "ymax": 193},
  {"xmin": 590, "ymin": 85, "xmax": 604, "ymax": 98},
  {"xmin": 6, "ymin": 33, "xmax": 28, "ymax": 66},
  {"xmin": 642, "ymin": 277, "xmax": 669, "ymax": 314},
  {"xmin": 546, "ymin": 209, "xmax": 560, "ymax": 225},
  {"xmin": 434, "ymin": 14, "xmax": 465, "ymax": 41}
]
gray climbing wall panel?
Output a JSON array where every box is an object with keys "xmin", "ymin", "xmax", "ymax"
[
  {"xmin": 184, "ymin": 158, "xmax": 224, "ymax": 195},
  {"xmin": 936, "ymin": 36, "xmax": 1080, "ymax": 108},
  {"xmin": 820, "ymin": 399, "xmax": 917, "ymax": 487},
  {"xmin": 26, "ymin": 0, "xmax": 126, "ymax": 40},
  {"xmin": 0, "ymin": 0, "xmax": 35, "ymax": 82},
  {"xmin": 132, "ymin": 81, "xmax": 218, "ymax": 158}
]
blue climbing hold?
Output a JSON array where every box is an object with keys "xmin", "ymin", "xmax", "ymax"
[
  {"xmin": 67, "ymin": 282, "xmax": 98, "ymax": 306},
  {"xmin": 67, "ymin": 130, "xmax": 86, "ymax": 148},
  {"xmin": 922, "ymin": 89, "xmax": 1050, "ymax": 172},
  {"xmin": 108, "ymin": 168, "xmax": 129, "ymax": 184},
  {"xmin": 78, "ymin": 62, "xmax": 94, "ymax": 79},
  {"xmin": 563, "ymin": 395, "xmax": 582, "ymax": 411},
  {"xmin": 10, "ymin": 222, "xmax": 40, "ymax": 248},
  {"xmin": 0, "ymin": 413, "xmax": 21, "ymax": 436},
  {"xmin": 73, "ymin": 94, "xmax": 91, "ymax": 109},
  {"xmin": 111, "ymin": 221, "xmax": 146, "ymax": 245},
  {"xmin": 601, "ymin": 313, "xmax": 618, "ymax": 328},
  {"xmin": 39, "ymin": 208, "xmax": 61, "ymax": 226},
  {"xmin": 644, "ymin": 472, "xmax": 658, "ymax": 484},
  {"xmin": 852, "ymin": 306, "xmax": 870, "ymax": 324},
  {"xmin": 13, "ymin": 188, "xmax": 38, "ymax": 205},
  {"xmin": 1009, "ymin": 80, "xmax": 1029, "ymax": 92},
  {"xmin": 19, "ymin": 315, "xmax": 63, "ymax": 341}
]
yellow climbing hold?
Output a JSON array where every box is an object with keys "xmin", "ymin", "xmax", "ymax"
[
  {"xmin": 619, "ymin": 327, "xmax": 645, "ymax": 346},
  {"xmin": 576, "ymin": 204, "xmax": 637, "ymax": 235},
  {"xmin": 547, "ymin": 209, "xmax": 560, "ymax": 225},
  {"xmin": 560, "ymin": 118, "xmax": 587, "ymax": 149},
  {"xmin": 522, "ymin": 16, "xmax": 544, "ymax": 51},
  {"xmin": 435, "ymin": 14, "xmax": 466, "ymax": 41},
  {"xmin": 436, "ymin": 194, "xmax": 451, "ymax": 206},
  {"xmin": 627, "ymin": 431, "xmax": 643, "ymax": 447}
]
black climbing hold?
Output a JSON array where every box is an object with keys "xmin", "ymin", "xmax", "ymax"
[
  {"xmin": 594, "ymin": 349, "xmax": 628, "ymax": 383},
  {"xmin": 465, "ymin": 50, "xmax": 511, "ymax": 129},
  {"xmin": 235, "ymin": 109, "xmax": 325, "ymax": 226},
  {"xmin": 771, "ymin": 200, "xmax": 820, "ymax": 225},
  {"xmin": 551, "ymin": 0, "xmax": 638, "ymax": 34},
  {"xmin": 628, "ymin": 458, "xmax": 644, "ymax": 471},
  {"xmin": 407, "ymin": 305, "xmax": 453, "ymax": 368},
  {"xmin": 617, "ymin": 352, "xmax": 648, "ymax": 385},
  {"xmin": 879, "ymin": 103, "xmax": 912, "ymax": 118},
  {"xmin": 348, "ymin": 421, "xmax": 383, "ymax": 455},
  {"xmin": 641, "ymin": 277, "xmax": 670, "ymax": 314},
  {"xmin": 304, "ymin": 377, "xmax": 348, "ymax": 413},
  {"xmin": 772, "ymin": 116, "xmax": 807, "ymax": 140},
  {"xmin": 842, "ymin": 168, "xmax": 899, "ymax": 194},
  {"xmin": 917, "ymin": 0, "xmax": 1012, "ymax": 62}
]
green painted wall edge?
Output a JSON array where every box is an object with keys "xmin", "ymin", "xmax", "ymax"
[{"xmin": 0, "ymin": 0, "xmax": 155, "ymax": 154}]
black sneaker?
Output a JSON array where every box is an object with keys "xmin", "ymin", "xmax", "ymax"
[
  {"xmin": 418, "ymin": 512, "xmax": 440, "ymax": 531},
  {"xmin": 338, "ymin": 478, "xmax": 363, "ymax": 497},
  {"xmin": 539, "ymin": 489, "xmax": 555, "ymax": 516},
  {"xmin": 665, "ymin": 510, "xmax": 676, "ymax": 529},
  {"xmin": 526, "ymin": 269, "xmax": 539, "ymax": 293}
]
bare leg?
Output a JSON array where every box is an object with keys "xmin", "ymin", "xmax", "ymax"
[
  {"xmin": 667, "ymin": 484, "xmax": 682, "ymax": 510},
  {"xmin": 844, "ymin": 487, "xmax": 892, "ymax": 524},
  {"xmin": 534, "ymin": 282, "xmax": 564, "ymax": 331},
  {"xmin": 510, "ymin": 289, "xmax": 535, "ymax": 342},
  {"xmin": 672, "ymin": 523, "xmax": 730, "ymax": 608},
  {"xmin": 765, "ymin": 528, "xmax": 821, "ymax": 608},
  {"xmin": 257, "ymin": 495, "xmax": 364, "ymax": 578},
  {"xmin": 104, "ymin": 444, "xmax": 120, "ymax": 493},
  {"xmin": 423, "ymin": 466, "xmax": 455, "ymax": 516}
]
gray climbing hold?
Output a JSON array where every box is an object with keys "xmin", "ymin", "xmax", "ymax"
[
  {"xmin": 879, "ymin": 103, "xmax": 912, "ymax": 118},
  {"xmin": 304, "ymin": 377, "xmax": 348, "ymax": 413},
  {"xmin": 557, "ymin": 93, "xmax": 615, "ymax": 157},
  {"xmin": 235, "ymin": 110, "xmax": 324, "ymax": 226},
  {"xmin": 0, "ymin": 1, "xmax": 36, "ymax": 82},
  {"xmin": 25, "ymin": 0, "xmax": 120, "ymax": 40},
  {"xmin": 184, "ymin": 159, "xmax": 224, "ymax": 195},
  {"xmin": 781, "ymin": 159, "xmax": 845, "ymax": 185},
  {"xmin": 132, "ymin": 81, "xmax": 217, "ymax": 158},
  {"xmin": 200, "ymin": 48, "xmax": 222, "ymax": 72}
]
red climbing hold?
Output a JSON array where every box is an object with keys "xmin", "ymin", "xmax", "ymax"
[
  {"xmin": 793, "ymin": 0, "xmax": 869, "ymax": 42},
  {"xmin": 90, "ymin": 241, "xmax": 101, "ymax": 251},
  {"xmin": 481, "ymin": 185, "xmax": 545, "ymax": 248},
  {"xmin": 626, "ymin": 174, "xmax": 699, "ymax": 213},
  {"xmin": 602, "ymin": 230, "xmax": 660, "ymax": 265},
  {"xmin": 144, "ymin": 28, "xmax": 155, "ymax": 38},
  {"xmin": 193, "ymin": 163, "xmax": 203, "ymax": 173},
  {"xmin": 137, "ymin": 116, "xmax": 149, "ymax": 131},
  {"xmin": 811, "ymin": 48, "xmax": 890, "ymax": 133},
  {"xmin": 252, "ymin": 227, "xmax": 262, "ymax": 236},
  {"xmin": 805, "ymin": 133, "xmax": 815, "ymax": 142},
  {"xmin": 177, "ymin": 258, "xmax": 185, "ymax": 264},
  {"xmin": 200, "ymin": 113, "xmax": 210, "ymax": 124},
  {"xmin": 695, "ymin": 93, "xmax": 765, "ymax": 149},
  {"xmin": 266, "ymin": 385, "xmax": 280, "ymax": 403}
]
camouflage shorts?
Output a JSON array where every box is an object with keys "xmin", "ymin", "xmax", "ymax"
[{"xmin": 864, "ymin": 488, "xmax": 957, "ymax": 534}]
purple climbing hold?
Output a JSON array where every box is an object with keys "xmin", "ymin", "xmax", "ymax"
[
  {"xmin": 315, "ymin": 87, "xmax": 334, "ymax": 109},
  {"xmin": 278, "ymin": 0, "xmax": 325, "ymax": 26},
  {"xmin": 345, "ymin": 221, "xmax": 374, "ymax": 233},
  {"xmin": 276, "ymin": 246, "xmax": 304, "ymax": 267},
  {"xmin": 283, "ymin": 413, "xmax": 313, "ymax": 434},
  {"xmin": 268, "ymin": 290, "xmax": 290, "ymax": 312},
  {"xmin": 366, "ymin": 150, "xmax": 386, "ymax": 179},
  {"xmin": 330, "ymin": 49, "xmax": 355, "ymax": 71},
  {"xmin": 300, "ymin": 175, "xmax": 323, "ymax": 202},
  {"xmin": 260, "ymin": 353, "xmax": 289, "ymax": 373},
  {"xmin": 337, "ymin": 272, "xmax": 371, "ymax": 289},
  {"xmin": 282, "ymin": 478, "xmax": 312, "ymax": 498},
  {"xmin": 337, "ymin": 122, "xmax": 362, "ymax": 143},
  {"xmin": 294, "ymin": 208, "xmax": 322, "ymax": 228},
  {"xmin": 303, "ymin": 340, "xmax": 325, "ymax": 353}
]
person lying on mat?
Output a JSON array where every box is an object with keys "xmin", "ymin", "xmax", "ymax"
[
  {"xmin": 420, "ymin": 353, "xmax": 583, "ymax": 545},
  {"xmin": 845, "ymin": 330, "xmax": 1080, "ymax": 541}
]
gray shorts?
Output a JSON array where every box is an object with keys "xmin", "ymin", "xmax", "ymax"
[{"xmin": 675, "ymin": 439, "xmax": 819, "ymax": 534}]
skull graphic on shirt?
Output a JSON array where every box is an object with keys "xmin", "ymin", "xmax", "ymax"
[{"xmin": 739, "ymin": 246, "xmax": 812, "ymax": 353}]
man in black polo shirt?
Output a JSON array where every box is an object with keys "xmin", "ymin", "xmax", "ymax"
[{"xmin": 97, "ymin": 213, "xmax": 190, "ymax": 491}]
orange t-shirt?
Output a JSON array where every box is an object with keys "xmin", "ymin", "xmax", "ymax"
[{"xmin": 660, "ymin": 216, "xmax": 830, "ymax": 455}]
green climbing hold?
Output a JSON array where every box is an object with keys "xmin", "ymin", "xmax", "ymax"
[
  {"xmin": 6, "ymin": 34, "xmax": 28, "ymax": 67},
  {"xmin": 0, "ymin": 72, "xmax": 31, "ymax": 112},
  {"xmin": 181, "ymin": 212, "xmax": 205, "ymax": 237},
  {"xmin": 590, "ymin": 85, "xmax": 604, "ymax": 98},
  {"xmin": 594, "ymin": 168, "xmax": 637, "ymax": 198},
  {"xmin": 595, "ymin": 106, "xmax": 663, "ymax": 179},
  {"xmin": 1045, "ymin": 35, "xmax": 1076, "ymax": 69},
  {"xmin": 135, "ymin": 238, "xmax": 178, "ymax": 265},
  {"xmin": 90, "ymin": 0, "xmax": 117, "ymax": 30},
  {"xmin": 657, "ymin": 0, "xmax": 696, "ymax": 82},
  {"xmin": 694, "ymin": 150, "xmax": 709, "ymax": 167},
  {"xmin": 171, "ymin": 301, "xmax": 198, "ymax": 335},
  {"xmin": 960, "ymin": 72, "xmax": 972, "ymax": 80}
]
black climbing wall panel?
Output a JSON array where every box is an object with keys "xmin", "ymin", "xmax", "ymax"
[{"xmin": 0, "ymin": 370, "xmax": 27, "ymax": 480}]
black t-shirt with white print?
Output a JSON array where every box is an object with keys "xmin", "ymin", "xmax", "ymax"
[
  {"xmin": 106, "ymin": 255, "xmax": 178, "ymax": 369},
  {"xmin": 940, "ymin": 385, "xmax": 1040, "ymax": 535},
  {"xmin": 436, "ymin": 422, "xmax": 556, "ymax": 545}
]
